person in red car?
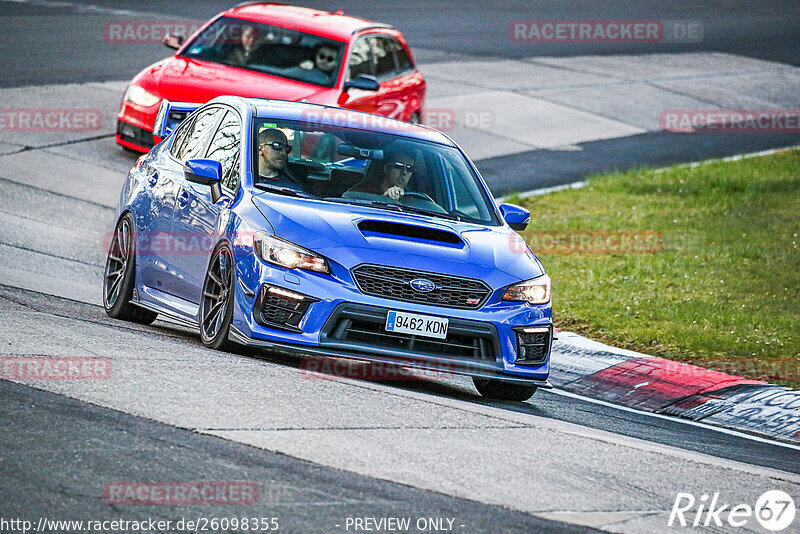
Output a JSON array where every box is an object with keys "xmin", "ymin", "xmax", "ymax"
[
  {"xmin": 116, "ymin": 4, "xmax": 425, "ymax": 153},
  {"xmin": 290, "ymin": 44, "xmax": 340, "ymax": 86},
  {"xmin": 226, "ymin": 24, "xmax": 259, "ymax": 65}
]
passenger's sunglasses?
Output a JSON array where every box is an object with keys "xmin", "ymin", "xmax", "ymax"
[
  {"xmin": 316, "ymin": 52, "xmax": 336, "ymax": 62},
  {"xmin": 389, "ymin": 161, "xmax": 414, "ymax": 173},
  {"xmin": 260, "ymin": 141, "xmax": 292, "ymax": 153}
]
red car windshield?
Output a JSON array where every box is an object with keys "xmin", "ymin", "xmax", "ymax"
[{"xmin": 181, "ymin": 17, "xmax": 345, "ymax": 88}]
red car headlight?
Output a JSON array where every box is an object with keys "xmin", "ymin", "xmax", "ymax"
[{"xmin": 124, "ymin": 85, "xmax": 160, "ymax": 107}]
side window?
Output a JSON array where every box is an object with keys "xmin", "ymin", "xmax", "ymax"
[
  {"xmin": 205, "ymin": 110, "xmax": 241, "ymax": 192},
  {"xmin": 347, "ymin": 37, "xmax": 373, "ymax": 80},
  {"xmin": 177, "ymin": 107, "xmax": 223, "ymax": 161},
  {"xmin": 170, "ymin": 117, "xmax": 195, "ymax": 158},
  {"xmin": 371, "ymin": 36, "xmax": 397, "ymax": 79},
  {"xmin": 390, "ymin": 38, "xmax": 413, "ymax": 72}
]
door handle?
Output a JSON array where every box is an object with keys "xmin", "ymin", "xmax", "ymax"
[{"xmin": 177, "ymin": 190, "xmax": 190, "ymax": 207}]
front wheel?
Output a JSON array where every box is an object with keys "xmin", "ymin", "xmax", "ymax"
[
  {"xmin": 199, "ymin": 243, "xmax": 239, "ymax": 351},
  {"xmin": 473, "ymin": 377, "xmax": 537, "ymax": 402},
  {"xmin": 103, "ymin": 213, "xmax": 157, "ymax": 324}
]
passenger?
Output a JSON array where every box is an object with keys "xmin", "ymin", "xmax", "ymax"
[
  {"xmin": 295, "ymin": 44, "xmax": 340, "ymax": 85},
  {"xmin": 310, "ymin": 44, "xmax": 338, "ymax": 76}
]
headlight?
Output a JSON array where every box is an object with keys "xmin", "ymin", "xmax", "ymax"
[
  {"xmin": 124, "ymin": 85, "xmax": 160, "ymax": 107},
  {"xmin": 253, "ymin": 232, "xmax": 330, "ymax": 274},
  {"xmin": 502, "ymin": 274, "xmax": 551, "ymax": 305}
]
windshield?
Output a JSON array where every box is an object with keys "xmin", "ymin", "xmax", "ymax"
[
  {"xmin": 181, "ymin": 17, "xmax": 345, "ymax": 88},
  {"xmin": 252, "ymin": 118, "xmax": 501, "ymax": 226}
]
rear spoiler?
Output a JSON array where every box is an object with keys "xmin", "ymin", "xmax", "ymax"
[{"xmin": 153, "ymin": 100, "xmax": 202, "ymax": 138}]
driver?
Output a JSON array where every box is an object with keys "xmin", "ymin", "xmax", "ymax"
[
  {"xmin": 227, "ymin": 24, "xmax": 259, "ymax": 65},
  {"xmin": 352, "ymin": 142, "xmax": 416, "ymax": 200},
  {"xmin": 255, "ymin": 128, "xmax": 305, "ymax": 190}
]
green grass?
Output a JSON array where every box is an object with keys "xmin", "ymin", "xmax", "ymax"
[{"xmin": 511, "ymin": 149, "xmax": 800, "ymax": 387}]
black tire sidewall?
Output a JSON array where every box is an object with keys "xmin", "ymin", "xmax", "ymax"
[
  {"xmin": 201, "ymin": 243, "xmax": 236, "ymax": 350},
  {"xmin": 104, "ymin": 213, "xmax": 137, "ymax": 316}
]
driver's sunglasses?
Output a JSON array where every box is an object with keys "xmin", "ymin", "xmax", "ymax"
[
  {"xmin": 389, "ymin": 161, "xmax": 414, "ymax": 173},
  {"xmin": 260, "ymin": 141, "xmax": 292, "ymax": 153},
  {"xmin": 317, "ymin": 52, "xmax": 336, "ymax": 62}
]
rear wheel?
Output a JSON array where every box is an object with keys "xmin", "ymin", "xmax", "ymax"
[
  {"xmin": 199, "ymin": 243, "xmax": 238, "ymax": 351},
  {"xmin": 473, "ymin": 377, "xmax": 537, "ymax": 402},
  {"xmin": 103, "ymin": 213, "xmax": 157, "ymax": 324}
]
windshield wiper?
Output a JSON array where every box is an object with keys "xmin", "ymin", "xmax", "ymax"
[{"xmin": 254, "ymin": 184, "xmax": 317, "ymax": 199}]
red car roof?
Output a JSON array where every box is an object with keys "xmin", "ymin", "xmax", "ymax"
[{"xmin": 224, "ymin": 3, "xmax": 393, "ymax": 42}]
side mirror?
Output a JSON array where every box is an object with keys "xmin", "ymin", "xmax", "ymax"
[
  {"xmin": 499, "ymin": 203, "xmax": 530, "ymax": 232},
  {"xmin": 343, "ymin": 74, "xmax": 380, "ymax": 92},
  {"xmin": 163, "ymin": 33, "xmax": 184, "ymax": 51},
  {"xmin": 184, "ymin": 159, "xmax": 223, "ymax": 203}
]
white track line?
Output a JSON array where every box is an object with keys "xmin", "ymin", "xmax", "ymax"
[
  {"xmin": 499, "ymin": 144, "xmax": 800, "ymax": 200},
  {"xmin": 546, "ymin": 388, "xmax": 800, "ymax": 451},
  {"xmin": 651, "ymin": 144, "xmax": 800, "ymax": 173}
]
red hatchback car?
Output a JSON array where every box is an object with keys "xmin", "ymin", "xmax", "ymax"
[{"xmin": 116, "ymin": 2, "xmax": 426, "ymax": 152}]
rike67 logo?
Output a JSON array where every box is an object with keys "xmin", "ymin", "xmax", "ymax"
[{"xmin": 669, "ymin": 490, "xmax": 796, "ymax": 531}]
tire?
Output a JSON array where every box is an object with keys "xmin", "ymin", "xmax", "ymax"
[
  {"xmin": 199, "ymin": 243, "xmax": 239, "ymax": 351},
  {"xmin": 103, "ymin": 213, "xmax": 158, "ymax": 325},
  {"xmin": 473, "ymin": 377, "xmax": 537, "ymax": 402}
]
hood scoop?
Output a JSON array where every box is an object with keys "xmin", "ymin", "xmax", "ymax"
[{"xmin": 357, "ymin": 220, "xmax": 464, "ymax": 248}]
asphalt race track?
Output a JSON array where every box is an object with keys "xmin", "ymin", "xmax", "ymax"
[{"xmin": 1, "ymin": 1, "xmax": 799, "ymax": 533}]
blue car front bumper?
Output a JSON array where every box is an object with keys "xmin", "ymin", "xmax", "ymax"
[{"xmin": 231, "ymin": 258, "xmax": 553, "ymax": 387}]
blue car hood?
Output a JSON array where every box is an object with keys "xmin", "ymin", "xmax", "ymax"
[{"xmin": 251, "ymin": 194, "xmax": 544, "ymax": 288}]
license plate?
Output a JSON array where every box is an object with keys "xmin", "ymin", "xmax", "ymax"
[{"xmin": 385, "ymin": 311, "xmax": 449, "ymax": 340}]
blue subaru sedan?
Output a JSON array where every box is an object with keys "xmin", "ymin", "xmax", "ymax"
[{"xmin": 104, "ymin": 96, "xmax": 553, "ymax": 401}]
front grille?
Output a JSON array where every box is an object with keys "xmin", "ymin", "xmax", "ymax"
[
  {"xmin": 254, "ymin": 285, "xmax": 316, "ymax": 332},
  {"xmin": 351, "ymin": 264, "xmax": 491, "ymax": 309},
  {"xmin": 321, "ymin": 304, "xmax": 499, "ymax": 362},
  {"xmin": 117, "ymin": 120, "xmax": 154, "ymax": 148},
  {"xmin": 515, "ymin": 327, "xmax": 551, "ymax": 365}
]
